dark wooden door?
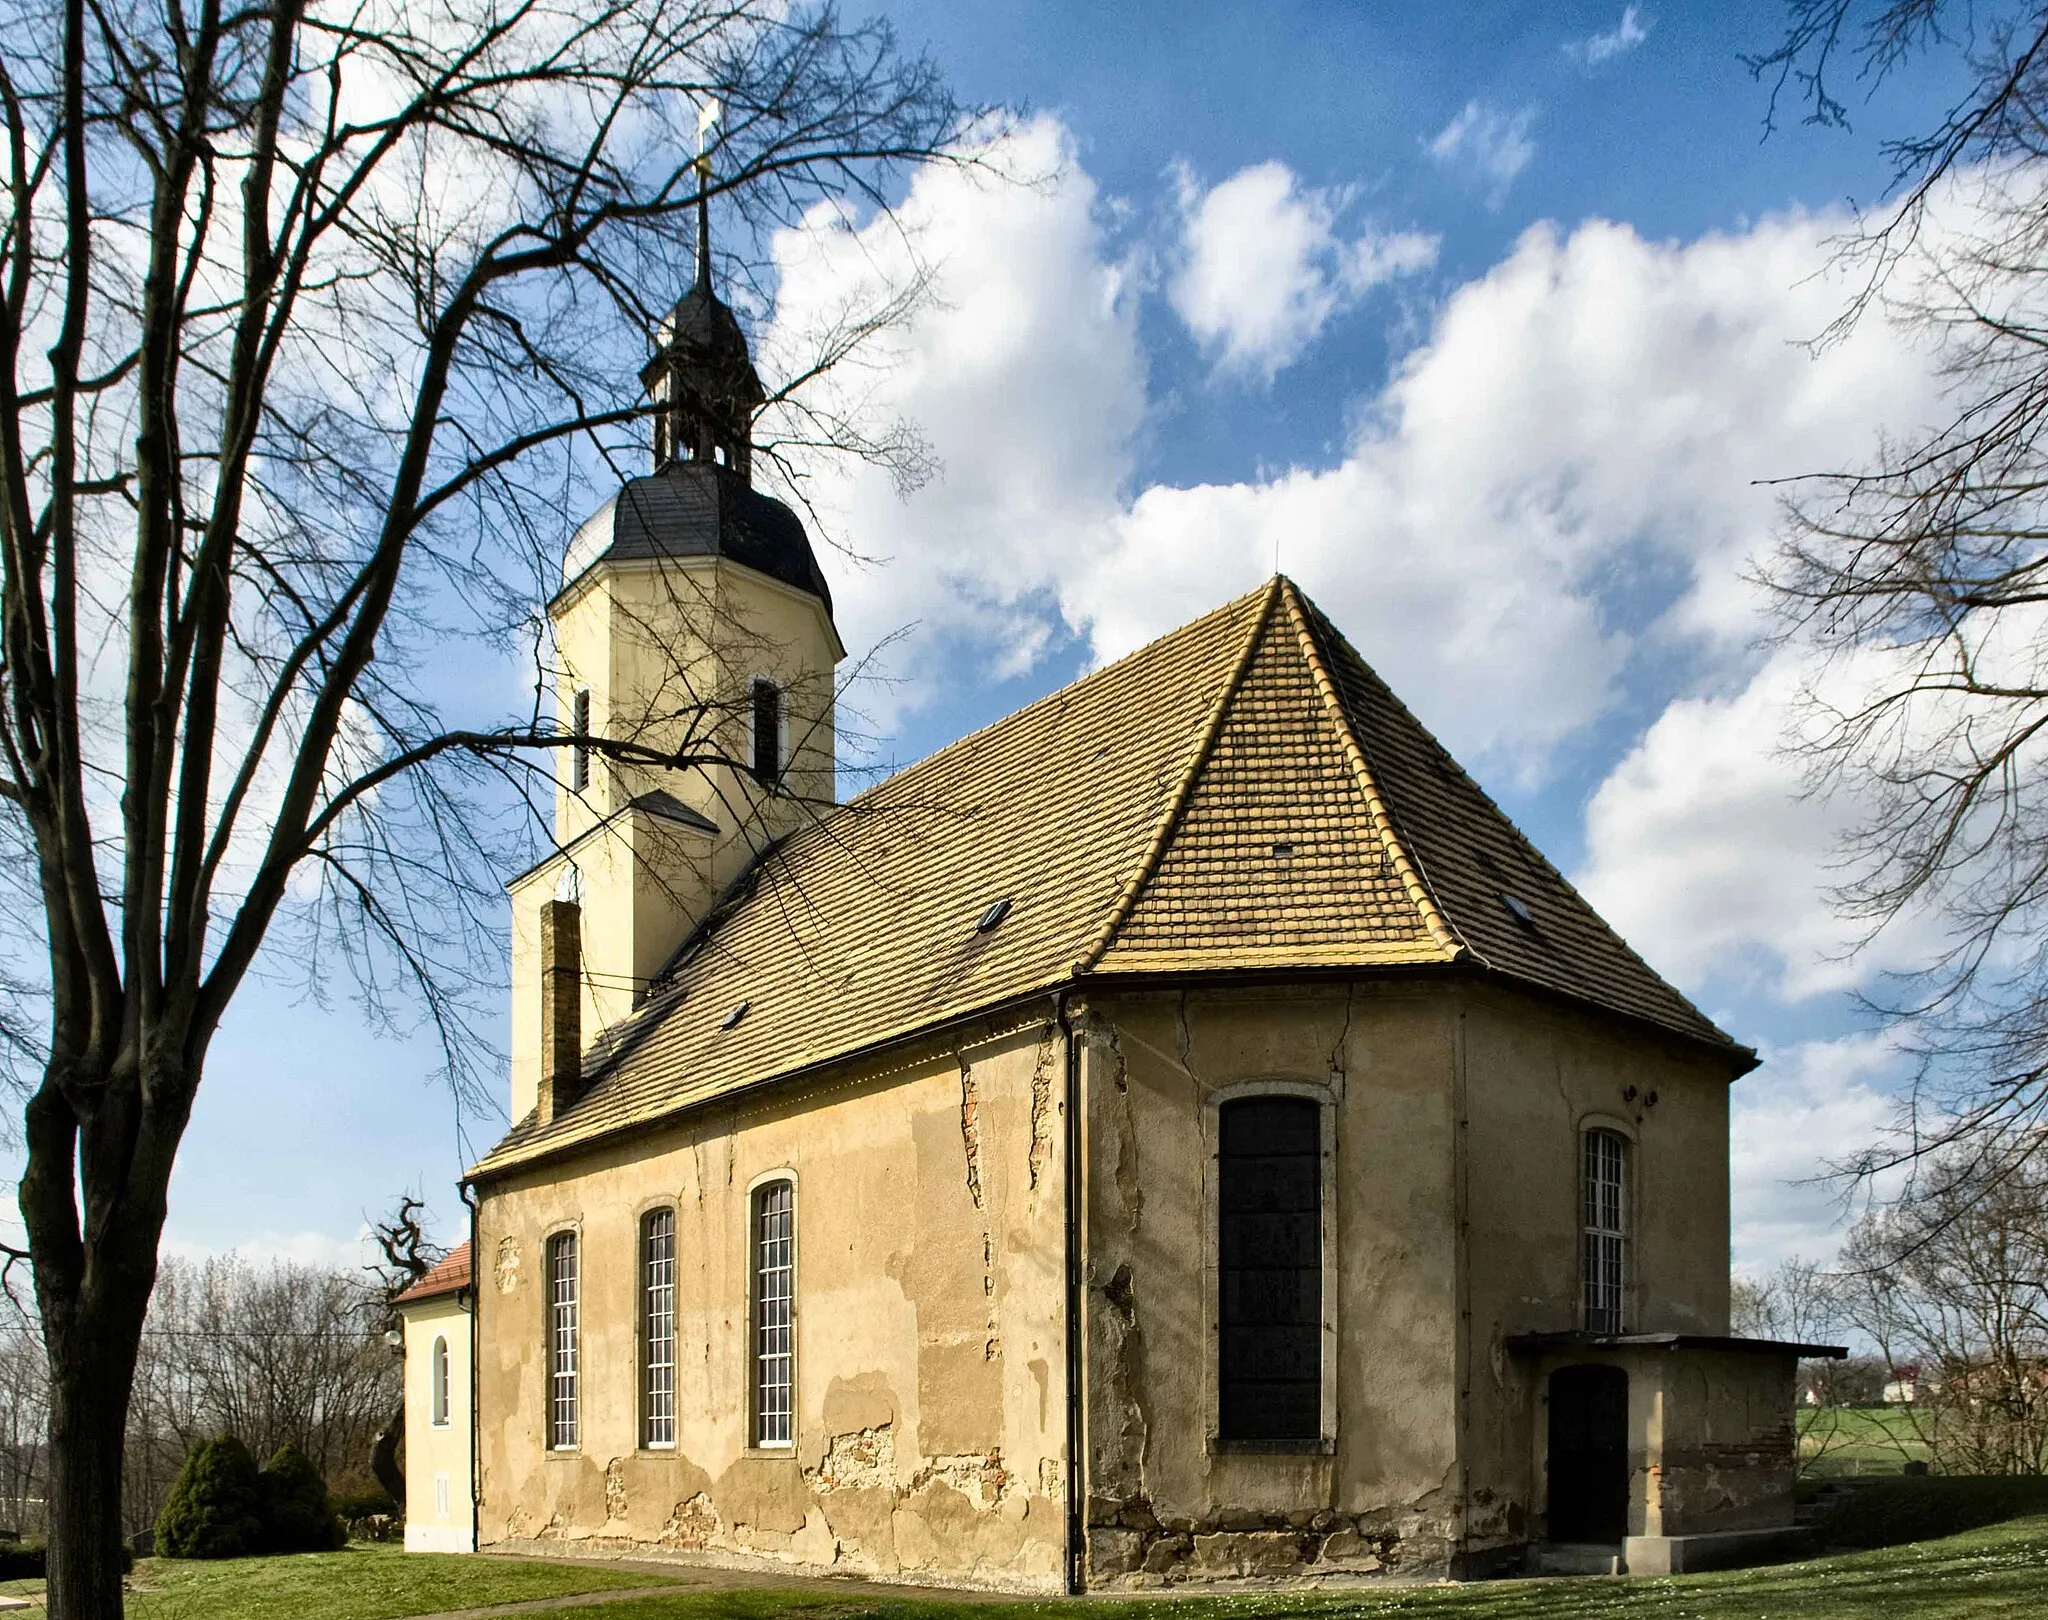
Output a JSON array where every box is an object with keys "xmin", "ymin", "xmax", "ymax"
[{"xmin": 1547, "ymin": 1364, "xmax": 1629, "ymax": 1542}]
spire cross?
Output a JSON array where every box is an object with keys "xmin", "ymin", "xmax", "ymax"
[{"xmin": 694, "ymin": 98, "xmax": 721, "ymax": 291}]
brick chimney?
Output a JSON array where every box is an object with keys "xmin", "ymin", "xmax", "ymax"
[{"xmin": 536, "ymin": 899, "xmax": 582, "ymax": 1124}]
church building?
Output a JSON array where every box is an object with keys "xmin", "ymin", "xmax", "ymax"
[{"xmin": 402, "ymin": 209, "xmax": 1838, "ymax": 1591}]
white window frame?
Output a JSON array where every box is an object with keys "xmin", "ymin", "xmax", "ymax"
[
  {"xmin": 747, "ymin": 1172, "xmax": 797, "ymax": 1450},
  {"xmin": 641, "ymin": 1206, "xmax": 678, "ymax": 1449},
  {"xmin": 546, "ymin": 1229, "xmax": 580, "ymax": 1450},
  {"xmin": 1581, "ymin": 1127, "xmax": 1630, "ymax": 1335},
  {"xmin": 430, "ymin": 1334, "xmax": 450, "ymax": 1427}
]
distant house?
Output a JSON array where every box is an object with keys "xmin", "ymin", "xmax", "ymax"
[
  {"xmin": 404, "ymin": 213, "xmax": 1842, "ymax": 1591},
  {"xmin": 1884, "ymin": 1365, "xmax": 1923, "ymax": 1405}
]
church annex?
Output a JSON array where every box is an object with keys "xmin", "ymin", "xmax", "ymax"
[{"xmin": 400, "ymin": 211, "xmax": 1837, "ymax": 1592}]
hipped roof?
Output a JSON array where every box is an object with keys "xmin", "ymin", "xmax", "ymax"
[{"xmin": 471, "ymin": 578, "xmax": 1743, "ymax": 1180}]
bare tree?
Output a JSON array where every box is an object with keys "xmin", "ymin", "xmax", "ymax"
[
  {"xmin": 1835, "ymin": 1143, "xmax": 2048, "ymax": 1473},
  {"xmin": 364, "ymin": 1194, "xmax": 444, "ymax": 1509},
  {"xmin": 1749, "ymin": 4, "xmax": 2048, "ymax": 1183},
  {"xmin": 0, "ymin": 2, "xmax": 976, "ymax": 1612},
  {"xmin": 1733, "ymin": 1257, "xmax": 1870, "ymax": 1472}
]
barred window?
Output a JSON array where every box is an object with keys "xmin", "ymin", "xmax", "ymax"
[
  {"xmin": 547, "ymin": 1231, "xmax": 580, "ymax": 1449},
  {"xmin": 751, "ymin": 1181, "xmax": 795, "ymax": 1447},
  {"xmin": 1582, "ymin": 1130, "xmax": 1628, "ymax": 1334},
  {"xmin": 1217, "ymin": 1096, "xmax": 1322, "ymax": 1443},
  {"xmin": 570, "ymin": 687, "xmax": 592, "ymax": 792},
  {"xmin": 642, "ymin": 1208, "xmax": 677, "ymax": 1448},
  {"xmin": 750, "ymin": 679, "xmax": 782, "ymax": 788},
  {"xmin": 430, "ymin": 1335, "xmax": 450, "ymax": 1427}
]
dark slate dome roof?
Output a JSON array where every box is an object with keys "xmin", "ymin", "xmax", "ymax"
[{"xmin": 561, "ymin": 461, "xmax": 833, "ymax": 615}]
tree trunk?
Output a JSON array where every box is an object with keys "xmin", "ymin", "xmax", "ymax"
[
  {"xmin": 370, "ymin": 1407, "xmax": 405, "ymax": 1511},
  {"xmin": 43, "ymin": 1309, "xmax": 143, "ymax": 1620}
]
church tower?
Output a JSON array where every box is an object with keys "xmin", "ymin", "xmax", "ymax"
[{"xmin": 507, "ymin": 194, "xmax": 843, "ymax": 1125}]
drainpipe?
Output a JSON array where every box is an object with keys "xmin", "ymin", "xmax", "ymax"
[
  {"xmin": 1056, "ymin": 990, "xmax": 1085, "ymax": 1595},
  {"xmin": 460, "ymin": 1178, "xmax": 481, "ymax": 1554}
]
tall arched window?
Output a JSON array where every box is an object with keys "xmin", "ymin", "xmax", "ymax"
[
  {"xmin": 546, "ymin": 1231, "xmax": 580, "ymax": 1449},
  {"xmin": 430, "ymin": 1335, "xmax": 450, "ymax": 1427},
  {"xmin": 642, "ymin": 1208, "xmax": 677, "ymax": 1448},
  {"xmin": 1582, "ymin": 1129, "xmax": 1628, "ymax": 1334},
  {"xmin": 750, "ymin": 1180, "xmax": 795, "ymax": 1447},
  {"xmin": 1217, "ymin": 1095, "xmax": 1322, "ymax": 1443},
  {"xmin": 750, "ymin": 678, "xmax": 782, "ymax": 789}
]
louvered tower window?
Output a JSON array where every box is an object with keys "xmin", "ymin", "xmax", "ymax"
[
  {"xmin": 750, "ymin": 679, "xmax": 782, "ymax": 788},
  {"xmin": 569, "ymin": 687, "xmax": 592, "ymax": 792},
  {"xmin": 642, "ymin": 1208, "xmax": 677, "ymax": 1448},
  {"xmin": 1582, "ymin": 1129, "xmax": 1628, "ymax": 1334},
  {"xmin": 546, "ymin": 1231, "xmax": 580, "ymax": 1449},
  {"xmin": 1217, "ymin": 1096, "xmax": 1322, "ymax": 1443},
  {"xmin": 751, "ymin": 1180, "xmax": 795, "ymax": 1447}
]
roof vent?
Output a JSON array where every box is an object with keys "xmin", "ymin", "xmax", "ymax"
[
  {"xmin": 1272, "ymin": 841, "xmax": 1295, "ymax": 858},
  {"xmin": 720, "ymin": 999, "xmax": 751, "ymax": 1030},
  {"xmin": 975, "ymin": 898, "xmax": 1012, "ymax": 934},
  {"xmin": 1498, "ymin": 891, "xmax": 1537, "ymax": 928}
]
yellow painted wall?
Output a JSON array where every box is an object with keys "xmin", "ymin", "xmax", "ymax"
[
  {"xmin": 402, "ymin": 1295, "xmax": 475, "ymax": 1553},
  {"xmin": 475, "ymin": 1018, "xmax": 1070, "ymax": 1591}
]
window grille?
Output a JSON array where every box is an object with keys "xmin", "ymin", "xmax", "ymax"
[
  {"xmin": 570, "ymin": 688, "xmax": 592, "ymax": 792},
  {"xmin": 750, "ymin": 679, "xmax": 781, "ymax": 788},
  {"xmin": 642, "ymin": 1208, "xmax": 677, "ymax": 1448},
  {"xmin": 751, "ymin": 1181, "xmax": 795, "ymax": 1447},
  {"xmin": 431, "ymin": 1335, "xmax": 450, "ymax": 1427},
  {"xmin": 1217, "ymin": 1096, "xmax": 1321, "ymax": 1442},
  {"xmin": 547, "ymin": 1231, "xmax": 579, "ymax": 1449},
  {"xmin": 1582, "ymin": 1129, "xmax": 1628, "ymax": 1334}
]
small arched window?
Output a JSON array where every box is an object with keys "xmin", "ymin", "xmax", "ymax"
[
  {"xmin": 430, "ymin": 1335, "xmax": 450, "ymax": 1427},
  {"xmin": 1582, "ymin": 1129, "xmax": 1629, "ymax": 1334},
  {"xmin": 750, "ymin": 678, "xmax": 782, "ymax": 789}
]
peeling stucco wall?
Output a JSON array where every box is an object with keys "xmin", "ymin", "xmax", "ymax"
[{"xmin": 475, "ymin": 1019, "xmax": 1067, "ymax": 1591}]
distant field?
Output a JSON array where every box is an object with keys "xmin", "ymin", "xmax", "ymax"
[{"xmin": 1801, "ymin": 1405, "xmax": 1933, "ymax": 1477}]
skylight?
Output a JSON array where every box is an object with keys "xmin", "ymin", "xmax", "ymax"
[
  {"xmin": 1498, "ymin": 891, "xmax": 1537, "ymax": 928},
  {"xmin": 720, "ymin": 999, "xmax": 750, "ymax": 1030},
  {"xmin": 975, "ymin": 898, "xmax": 1012, "ymax": 933}
]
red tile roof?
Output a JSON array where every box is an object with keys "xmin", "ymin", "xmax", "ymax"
[{"xmin": 394, "ymin": 1240, "xmax": 471, "ymax": 1306}]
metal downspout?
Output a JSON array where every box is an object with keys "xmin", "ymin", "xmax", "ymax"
[
  {"xmin": 460, "ymin": 1179, "xmax": 481, "ymax": 1554},
  {"xmin": 1056, "ymin": 990, "xmax": 1085, "ymax": 1595}
]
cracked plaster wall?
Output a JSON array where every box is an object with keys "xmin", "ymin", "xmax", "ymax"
[{"xmin": 474, "ymin": 1021, "xmax": 1066, "ymax": 1591}]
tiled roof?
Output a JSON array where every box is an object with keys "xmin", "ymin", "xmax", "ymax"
[
  {"xmin": 394, "ymin": 1241, "xmax": 472, "ymax": 1306},
  {"xmin": 470, "ymin": 579, "xmax": 1742, "ymax": 1180}
]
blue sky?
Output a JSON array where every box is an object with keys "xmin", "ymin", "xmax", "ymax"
[{"xmin": 9, "ymin": 2, "xmax": 1978, "ymax": 1274}]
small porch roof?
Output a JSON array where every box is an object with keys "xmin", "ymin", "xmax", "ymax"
[{"xmin": 1505, "ymin": 1330, "xmax": 1846, "ymax": 1360}]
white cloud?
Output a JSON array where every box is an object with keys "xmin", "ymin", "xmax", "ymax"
[
  {"xmin": 1570, "ymin": 6, "xmax": 1652, "ymax": 65},
  {"xmin": 1169, "ymin": 160, "xmax": 1437, "ymax": 377},
  {"xmin": 1731, "ymin": 1032, "xmax": 1907, "ymax": 1272},
  {"xmin": 1427, "ymin": 101, "xmax": 1539, "ymax": 207}
]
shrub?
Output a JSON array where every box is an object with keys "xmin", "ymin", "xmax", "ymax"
[
  {"xmin": 156, "ymin": 1435, "xmax": 265, "ymax": 1558},
  {"xmin": 258, "ymin": 1443, "xmax": 346, "ymax": 1553},
  {"xmin": 0, "ymin": 1540, "xmax": 134, "ymax": 1581}
]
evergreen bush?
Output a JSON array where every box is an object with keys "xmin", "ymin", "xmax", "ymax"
[
  {"xmin": 258, "ymin": 1442, "xmax": 346, "ymax": 1552},
  {"xmin": 155, "ymin": 1435, "xmax": 265, "ymax": 1558}
]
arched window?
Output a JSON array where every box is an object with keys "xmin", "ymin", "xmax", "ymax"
[
  {"xmin": 750, "ymin": 1179, "xmax": 795, "ymax": 1447},
  {"xmin": 546, "ymin": 1231, "xmax": 580, "ymax": 1449},
  {"xmin": 569, "ymin": 687, "xmax": 592, "ymax": 792},
  {"xmin": 1216, "ymin": 1095, "xmax": 1321, "ymax": 1443},
  {"xmin": 1582, "ymin": 1129, "xmax": 1629, "ymax": 1334},
  {"xmin": 750, "ymin": 678, "xmax": 782, "ymax": 789},
  {"xmin": 641, "ymin": 1208, "xmax": 677, "ymax": 1448},
  {"xmin": 430, "ymin": 1335, "xmax": 450, "ymax": 1427}
]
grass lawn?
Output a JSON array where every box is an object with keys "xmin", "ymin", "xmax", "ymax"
[
  {"xmin": 1800, "ymin": 1406, "xmax": 1933, "ymax": 1477},
  {"xmin": 558, "ymin": 1518, "xmax": 2048, "ymax": 1620},
  {"xmin": 0, "ymin": 1541, "xmax": 675, "ymax": 1619}
]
